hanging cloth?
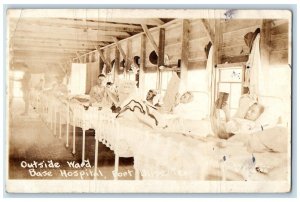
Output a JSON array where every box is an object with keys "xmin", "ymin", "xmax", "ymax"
[{"xmin": 245, "ymin": 33, "xmax": 266, "ymax": 96}]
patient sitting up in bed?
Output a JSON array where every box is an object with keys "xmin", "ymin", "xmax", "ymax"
[
  {"xmin": 116, "ymin": 91, "xmax": 194, "ymax": 129},
  {"xmin": 212, "ymin": 96, "xmax": 265, "ymax": 139},
  {"xmin": 89, "ymin": 74, "xmax": 119, "ymax": 109}
]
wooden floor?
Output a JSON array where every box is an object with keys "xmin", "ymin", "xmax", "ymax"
[{"xmin": 8, "ymin": 98, "xmax": 135, "ymax": 180}]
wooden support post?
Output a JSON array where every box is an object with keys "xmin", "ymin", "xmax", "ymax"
[
  {"xmin": 105, "ymin": 49, "xmax": 111, "ymax": 75},
  {"xmin": 261, "ymin": 19, "xmax": 271, "ymax": 69},
  {"xmin": 89, "ymin": 52, "xmax": 93, "ymax": 63},
  {"xmin": 214, "ymin": 19, "xmax": 222, "ymax": 65},
  {"xmin": 259, "ymin": 20, "xmax": 272, "ymax": 96},
  {"xmin": 210, "ymin": 19, "xmax": 222, "ymax": 115},
  {"xmin": 98, "ymin": 52, "xmax": 104, "ymax": 74},
  {"xmin": 114, "ymin": 46, "xmax": 120, "ymax": 82},
  {"xmin": 141, "ymin": 24, "xmax": 159, "ymax": 54},
  {"xmin": 126, "ymin": 39, "xmax": 132, "ymax": 79},
  {"xmin": 180, "ymin": 20, "xmax": 189, "ymax": 87},
  {"xmin": 85, "ymin": 54, "xmax": 88, "ymax": 63},
  {"xmin": 139, "ymin": 34, "xmax": 146, "ymax": 94},
  {"xmin": 157, "ymin": 28, "xmax": 165, "ymax": 92}
]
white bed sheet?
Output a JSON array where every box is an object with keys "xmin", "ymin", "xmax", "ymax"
[{"xmin": 67, "ymin": 102, "xmax": 288, "ymax": 181}]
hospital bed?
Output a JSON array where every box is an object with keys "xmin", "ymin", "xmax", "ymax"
[
  {"xmin": 91, "ymin": 95, "xmax": 289, "ymax": 181},
  {"xmin": 96, "ymin": 109, "xmax": 286, "ymax": 181},
  {"xmin": 39, "ymin": 90, "xmax": 289, "ymax": 181}
]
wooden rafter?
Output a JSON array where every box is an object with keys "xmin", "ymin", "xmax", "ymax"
[
  {"xmin": 112, "ymin": 37, "xmax": 127, "ymax": 62},
  {"xmin": 13, "ymin": 50, "xmax": 75, "ymax": 57},
  {"xmin": 76, "ymin": 52, "xmax": 83, "ymax": 63},
  {"xmin": 13, "ymin": 46, "xmax": 95, "ymax": 54},
  {"xmin": 13, "ymin": 58, "xmax": 60, "ymax": 64},
  {"xmin": 8, "ymin": 9, "xmax": 173, "ymax": 72},
  {"xmin": 96, "ymin": 46, "xmax": 112, "ymax": 69},
  {"xmin": 13, "ymin": 31, "xmax": 116, "ymax": 42},
  {"xmin": 8, "ymin": 9, "xmax": 165, "ymax": 26},
  {"xmin": 141, "ymin": 24, "xmax": 159, "ymax": 54},
  {"xmin": 9, "ymin": 18, "xmax": 144, "ymax": 33},
  {"xmin": 13, "ymin": 24, "xmax": 131, "ymax": 38},
  {"xmin": 13, "ymin": 36, "xmax": 109, "ymax": 46}
]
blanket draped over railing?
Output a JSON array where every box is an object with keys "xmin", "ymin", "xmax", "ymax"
[{"xmin": 244, "ymin": 34, "xmax": 266, "ymax": 96}]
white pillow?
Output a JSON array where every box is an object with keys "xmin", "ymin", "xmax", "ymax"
[
  {"xmin": 234, "ymin": 94, "xmax": 257, "ymax": 118},
  {"xmin": 256, "ymin": 96, "xmax": 283, "ymax": 128}
]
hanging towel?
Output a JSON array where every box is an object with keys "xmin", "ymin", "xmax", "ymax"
[{"xmin": 245, "ymin": 34, "xmax": 266, "ymax": 96}]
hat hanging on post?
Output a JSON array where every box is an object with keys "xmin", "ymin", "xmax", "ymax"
[
  {"xmin": 204, "ymin": 41, "xmax": 212, "ymax": 59},
  {"xmin": 244, "ymin": 28, "xmax": 260, "ymax": 52},
  {"xmin": 119, "ymin": 59, "xmax": 125, "ymax": 71}
]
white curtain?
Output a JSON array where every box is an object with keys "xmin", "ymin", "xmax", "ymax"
[
  {"xmin": 245, "ymin": 34, "xmax": 266, "ymax": 96},
  {"xmin": 86, "ymin": 62, "xmax": 100, "ymax": 93},
  {"xmin": 69, "ymin": 63, "xmax": 87, "ymax": 95}
]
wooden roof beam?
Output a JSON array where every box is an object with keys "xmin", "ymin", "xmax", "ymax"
[
  {"xmin": 111, "ymin": 37, "xmax": 134, "ymax": 67},
  {"xmin": 112, "ymin": 37, "xmax": 127, "ymax": 61},
  {"xmin": 13, "ymin": 31, "xmax": 116, "ymax": 42},
  {"xmin": 8, "ymin": 9, "xmax": 165, "ymax": 26},
  {"xmin": 13, "ymin": 58, "xmax": 60, "ymax": 64},
  {"xmin": 13, "ymin": 46, "xmax": 95, "ymax": 54},
  {"xmin": 141, "ymin": 24, "xmax": 159, "ymax": 54},
  {"xmin": 13, "ymin": 55, "xmax": 71, "ymax": 60},
  {"xmin": 9, "ymin": 18, "xmax": 144, "ymax": 33},
  {"xmin": 13, "ymin": 50, "xmax": 75, "ymax": 57},
  {"xmin": 69, "ymin": 19, "xmax": 181, "ymax": 61},
  {"xmin": 96, "ymin": 46, "xmax": 112, "ymax": 69},
  {"xmin": 12, "ymin": 24, "xmax": 131, "ymax": 38},
  {"xmin": 76, "ymin": 52, "xmax": 83, "ymax": 63},
  {"xmin": 13, "ymin": 36, "xmax": 108, "ymax": 46}
]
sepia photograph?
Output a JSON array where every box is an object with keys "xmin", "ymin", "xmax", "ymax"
[{"xmin": 5, "ymin": 8, "xmax": 292, "ymax": 193}]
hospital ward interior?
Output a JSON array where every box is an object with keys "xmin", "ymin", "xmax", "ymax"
[{"xmin": 7, "ymin": 10, "xmax": 291, "ymax": 182}]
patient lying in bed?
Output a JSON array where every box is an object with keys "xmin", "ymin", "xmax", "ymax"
[
  {"xmin": 212, "ymin": 98, "xmax": 265, "ymax": 139},
  {"xmin": 116, "ymin": 90, "xmax": 194, "ymax": 130},
  {"xmin": 212, "ymin": 94, "xmax": 288, "ymax": 153}
]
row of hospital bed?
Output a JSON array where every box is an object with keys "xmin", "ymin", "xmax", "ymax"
[{"xmin": 29, "ymin": 88, "xmax": 289, "ymax": 181}]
